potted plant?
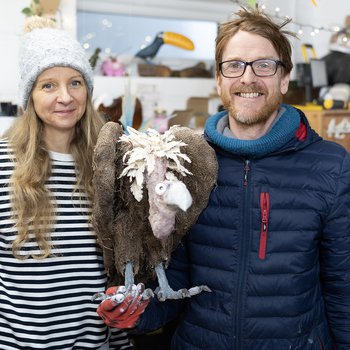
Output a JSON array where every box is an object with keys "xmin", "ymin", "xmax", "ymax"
[{"xmin": 22, "ymin": 0, "xmax": 61, "ymax": 17}]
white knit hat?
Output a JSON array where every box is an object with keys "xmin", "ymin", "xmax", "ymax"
[{"xmin": 19, "ymin": 17, "xmax": 93, "ymax": 110}]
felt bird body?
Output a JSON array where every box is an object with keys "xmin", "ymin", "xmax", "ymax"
[{"xmin": 92, "ymin": 122, "xmax": 217, "ymax": 301}]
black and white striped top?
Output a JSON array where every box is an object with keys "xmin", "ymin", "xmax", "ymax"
[{"xmin": 0, "ymin": 139, "xmax": 133, "ymax": 350}]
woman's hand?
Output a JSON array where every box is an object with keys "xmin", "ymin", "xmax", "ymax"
[{"xmin": 96, "ymin": 284, "xmax": 152, "ymax": 329}]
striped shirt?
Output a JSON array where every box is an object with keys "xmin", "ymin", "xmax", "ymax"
[{"xmin": 0, "ymin": 139, "xmax": 133, "ymax": 350}]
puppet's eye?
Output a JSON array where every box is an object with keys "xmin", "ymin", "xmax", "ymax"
[{"xmin": 155, "ymin": 183, "xmax": 167, "ymax": 195}]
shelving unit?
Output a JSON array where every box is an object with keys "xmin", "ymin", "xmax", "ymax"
[
  {"xmin": 93, "ymin": 76, "xmax": 217, "ymax": 118},
  {"xmin": 296, "ymin": 105, "xmax": 350, "ymax": 151}
]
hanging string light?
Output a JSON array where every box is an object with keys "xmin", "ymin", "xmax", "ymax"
[{"xmin": 228, "ymin": 0, "xmax": 341, "ymax": 37}]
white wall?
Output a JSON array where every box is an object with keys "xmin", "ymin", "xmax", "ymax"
[
  {"xmin": 0, "ymin": 0, "xmax": 349, "ymax": 108},
  {"xmin": 76, "ymin": 0, "xmax": 235, "ymax": 22},
  {"xmin": 294, "ymin": 0, "xmax": 349, "ymax": 59},
  {"xmin": 0, "ymin": 0, "xmax": 25, "ymax": 104},
  {"xmin": 0, "ymin": 0, "xmax": 76, "ymax": 106}
]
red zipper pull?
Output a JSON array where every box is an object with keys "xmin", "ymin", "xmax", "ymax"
[{"xmin": 259, "ymin": 192, "xmax": 270, "ymax": 260}]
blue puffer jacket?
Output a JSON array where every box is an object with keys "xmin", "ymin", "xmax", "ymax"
[{"xmin": 137, "ymin": 106, "xmax": 350, "ymax": 350}]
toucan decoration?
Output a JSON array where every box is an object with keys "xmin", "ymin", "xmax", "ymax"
[{"xmin": 135, "ymin": 31, "xmax": 195, "ymax": 61}]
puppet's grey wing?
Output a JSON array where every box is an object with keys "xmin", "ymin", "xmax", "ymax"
[{"xmin": 92, "ymin": 121, "xmax": 124, "ymax": 280}]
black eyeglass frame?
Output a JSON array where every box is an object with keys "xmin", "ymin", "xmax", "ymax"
[{"xmin": 219, "ymin": 59, "xmax": 285, "ymax": 78}]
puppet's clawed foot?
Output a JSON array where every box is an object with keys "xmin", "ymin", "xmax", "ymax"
[
  {"xmin": 156, "ymin": 286, "xmax": 190, "ymax": 301},
  {"xmin": 154, "ymin": 262, "xmax": 211, "ymax": 301},
  {"xmin": 122, "ymin": 262, "xmax": 154, "ymax": 300},
  {"xmin": 142, "ymin": 287, "xmax": 155, "ymax": 300},
  {"xmin": 188, "ymin": 285, "xmax": 212, "ymax": 296},
  {"xmin": 125, "ymin": 283, "xmax": 154, "ymax": 301},
  {"xmin": 92, "ymin": 283, "xmax": 154, "ymax": 304},
  {"xmin": 156, "ymin": 284, "xmax": 211, "ymax": 301}
]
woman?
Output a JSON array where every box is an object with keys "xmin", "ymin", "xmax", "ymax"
[{"xmin": 0, "ymin": 17, "xmax": 133, "ymax": 350}]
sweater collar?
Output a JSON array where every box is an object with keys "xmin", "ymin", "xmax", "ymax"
[{"xmin": 204, "ymin": 104, "xmax": 300, "ymax": 158}]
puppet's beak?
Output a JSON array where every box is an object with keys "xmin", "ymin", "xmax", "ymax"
[{"xmin": 164, "ymin": 181, "xmax": 192, "ymax": 212}]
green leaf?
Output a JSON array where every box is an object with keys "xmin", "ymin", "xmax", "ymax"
[
  {"xmin": 247, "ymin": 0, "xmax": 256, "ymax": 8},
  {"xmin": 33, "ymin": 0, "xmax": 40, "ymax": 4},
  {"xmin": 21, "ymin": 7, "xmax": 33, "ymax": 16}
]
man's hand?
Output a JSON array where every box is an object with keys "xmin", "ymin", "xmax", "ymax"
[{"xmin": 96, "ymin": 284, "xmax": 152, "ymax": 329}]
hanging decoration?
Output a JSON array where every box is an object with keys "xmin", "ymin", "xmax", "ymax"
[{"xmin": 229, "ymin": 0, "xmax": 341, "ymax": 38}]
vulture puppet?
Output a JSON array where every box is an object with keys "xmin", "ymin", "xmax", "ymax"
[{"xmin": 92, "ymin": 122, "xmax": 217, "ymax": 302}]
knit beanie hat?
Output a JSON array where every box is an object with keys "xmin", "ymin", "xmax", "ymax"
[{"xmin": 19, "ymin": 16, "xmax": 93, "ymax": 110}]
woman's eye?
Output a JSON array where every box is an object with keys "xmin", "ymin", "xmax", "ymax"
[
  {"xmin": 155, "ymin": 183, "xmax": 167, "ymax": 195},
  {"xmin": 42, "ymin": 83, "xmax": 54, "ymax": 90},
  {"xmin": 71, "ymin": 80, "xmax": 83, "ymax": 87}
]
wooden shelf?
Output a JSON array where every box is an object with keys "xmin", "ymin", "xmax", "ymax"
[
  {"xmin": 93, "ymin": 76, "xmax": 216, "ymax": 117},
  {"xmin": 296, "ymin": 105, "xmax": 350, "ymax": 151}
]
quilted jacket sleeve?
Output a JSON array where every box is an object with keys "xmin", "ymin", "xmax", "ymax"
[{"xmin": 321, "ymin": 151, "xmax": 350, "ymax": 349}]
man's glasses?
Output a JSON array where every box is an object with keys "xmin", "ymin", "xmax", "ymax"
[{"xmin": 219, "ymin": 59, "xmax": 285, "ymax": 78}]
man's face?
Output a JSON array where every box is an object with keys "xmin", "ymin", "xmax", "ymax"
[{"xmin": 216, "ymin": 30, "xmax": 290, "ymax": 129}]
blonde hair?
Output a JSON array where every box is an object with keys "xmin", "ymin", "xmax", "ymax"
[{"xmin": 4, "ymin": 94, "xmax": 104, "ymax": 259}]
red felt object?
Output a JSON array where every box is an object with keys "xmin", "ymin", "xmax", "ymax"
[{"xmin": 97, "ymin": 286, "xmax": 150, "ymax": 329}]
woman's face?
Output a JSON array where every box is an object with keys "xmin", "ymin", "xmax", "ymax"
[{"xmin": 32, "ymin": 66, "xmax": 88, "ymax": 136}]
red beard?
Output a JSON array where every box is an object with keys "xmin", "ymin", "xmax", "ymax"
[{"xmin": 221, "ymin": 86, "xmax": 283, "ymax": 127}]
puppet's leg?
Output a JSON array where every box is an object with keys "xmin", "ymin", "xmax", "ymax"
[
  {"xmin": 92, "ymin": 262, "xmax": 135, "ymax": 301},
  {"xmin": 92, "ymin": 262, "xmax": 153, "ymax": 302},
  {"xmin": 124, "ymin": 261, "xmax": 134, "ymax": 289},
  {"xmin": 154, "ymin": 262, "xmax": 211, "ymax": 301},
  {"xmin": 124, "ymin": 261, "xmax": 154, "ymax": 299}
]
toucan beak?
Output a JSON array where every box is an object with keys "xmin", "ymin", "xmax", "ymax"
[
  {"xmin": 162, "ymin": 32, "xmax": 194, "ymax": 51},
  {"xmin": 135, "ymin": 31, "xmax": 194, "ymax": 60}
]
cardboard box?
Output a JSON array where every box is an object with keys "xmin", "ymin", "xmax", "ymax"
[{"xmin": 186, "ymin": 97, "xmax": 209, "ymax": 128}]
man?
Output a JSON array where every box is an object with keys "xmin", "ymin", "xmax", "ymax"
[{"xmin": 98, "ymin": 5, "xmax": 350, "ymax": 350}]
